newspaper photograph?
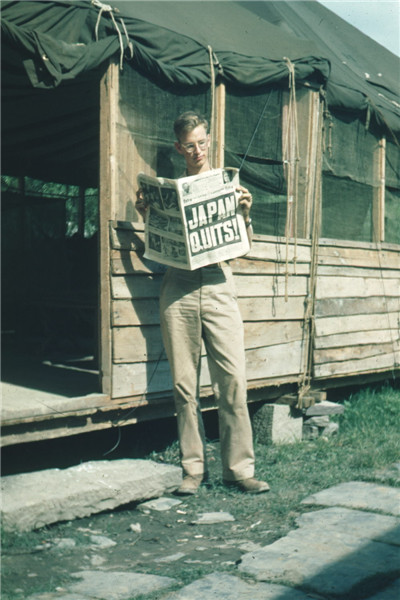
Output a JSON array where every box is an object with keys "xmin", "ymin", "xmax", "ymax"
[{"xmin": 138, "ymin": 168, "xmax": 250, "ymax": 270}]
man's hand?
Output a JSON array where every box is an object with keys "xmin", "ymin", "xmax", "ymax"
[
  {"xmin": 135, "ymin": 188, "xmax": 148, "ymax": 219},
  {"xmin": 237, "ymin": 185, "xmax": 253, "ymax": 223}
]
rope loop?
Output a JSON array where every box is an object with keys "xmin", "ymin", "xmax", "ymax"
[{"xmin": 91, "ymin": 0, "xmax": 133, "ymax": 69}]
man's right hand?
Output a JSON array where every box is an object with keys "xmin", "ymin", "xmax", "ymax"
[{"xmin": 135, "ymin": 188, "xmax": 148, "ymax": 219}]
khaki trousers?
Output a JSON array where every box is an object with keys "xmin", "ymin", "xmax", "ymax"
[{"xmin": 159, "ymin": 263, "xmax": 255, "ymax": 481}]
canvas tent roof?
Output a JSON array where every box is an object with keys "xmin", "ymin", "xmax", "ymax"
[{"xmin": 1, "ymin": 0, "xmax": 399, "ymax": 186}]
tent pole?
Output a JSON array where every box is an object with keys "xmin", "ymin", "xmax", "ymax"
[
  {"xmin": 98, "ymin": 59, "xmax": 119, "ymax": 396},
  {"xmin": 211, "ymin": 82, "xmax": 226, "ymax": 169},
  {"xmin": 373, "ymin": 136, "xmax": 386, "ymax": 243}
]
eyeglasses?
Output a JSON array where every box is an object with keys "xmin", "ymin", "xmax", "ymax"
[{"xmin": 179, "ymin": 139, "xmax": 208, "ymax": 154}]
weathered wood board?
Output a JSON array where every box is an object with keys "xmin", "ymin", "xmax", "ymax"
[
  {"xmin": 112, "ymin": 296, "xmax": 307, "ymax": 326},
  {"xmin": 109, "ymin": 218, "xmax": 399, "ymax": 398},
  {"xmin": 113, "ymin": 320, "xmax": 305, "ymax": 363},
  {"xmin": 312, "ymin": 242, "xmax": 400, "ymax": 380},
  {"xmin": 112, "ymin": 340, "xmax": 306, "ymax": 398}
]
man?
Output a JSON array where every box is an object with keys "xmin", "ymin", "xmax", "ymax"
[{"xmin": 136, "ymin": 111, "xmax": 269, "ymax": 495}]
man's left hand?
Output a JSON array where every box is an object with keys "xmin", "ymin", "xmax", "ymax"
[{"xmin": 237, "ymin": 185, "xmax": 253, "ymax": 220}]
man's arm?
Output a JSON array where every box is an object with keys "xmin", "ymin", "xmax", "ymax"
[{"xmin": 237, "ymin": 185, "xmax": 253, "ymax": 245}]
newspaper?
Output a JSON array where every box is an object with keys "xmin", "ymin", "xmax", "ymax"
[{"xmin": 138, "ymin": 168, "xmax": 250, "ymax": 270}]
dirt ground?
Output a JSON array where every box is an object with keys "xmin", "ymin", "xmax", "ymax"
[{"xmin": 2, "ymin": 429, "xmax": 290, "ymax": 600}]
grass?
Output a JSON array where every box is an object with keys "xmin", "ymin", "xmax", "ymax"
[
  {"xmin": 145, "ymin": 382, "xmax": 400, "ymax": 540},
  {"xmin": 1, "ymin": 382, "xmax": 399, "ymax": 599}
]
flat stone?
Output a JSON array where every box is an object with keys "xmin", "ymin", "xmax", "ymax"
[
  {"xmin": 321, "ymin": 421, "xmax": 339, "ymax": 437},
  {"xmin": 239, "ymin": 525, "xmax": 400, "ymax": 596},
  {"xmin": 137, "ymin": 496, "xmax": 182, "ymax": 512},
  {"xmin": 296, "ymin": 507, "xmax": 400, "ymax": 546},
  {"xmin": 304, "ymin": 415, "xmax": 330, "ymax": 427},
  {"xmin": 367, "ymin": 578, "xmax": 400, "ymax": 600},
  {"xmin": 154, "ymin": 552, "xmax": 186, "ymax": 563},
  {"xmin": 163, "ymin": 571, "xmax": 311, "ymax": 599},
  {"xmin": 301, "ymin": 481, "xmax": 400, "ymax": 516},
  {"xmin": 89, "ymin": 534, "xmax": 116, "ymax": 548},
  {"xmin": 192, "ymin": 512, "xmax": 235, "ymax": 524},
  {"xmin": 252, "ymin": 404, "xmax": 303, "ymax": 445},
  {"xmin": 68, "ymin": 570, "xmax": 176, "ymax": 599},
  {"xmin": 1, "ymin": 459, "xmax": 182, "ymax": 532},
  {"xmin": 53, "ymin": 538, "xmax": 77, "ymax": 550},
  {"xmin": 304, "ymin": 400, "xmax": 345, "ymax": 416}
]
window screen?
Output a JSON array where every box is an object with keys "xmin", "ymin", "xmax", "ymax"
[
  {"xmin": 321, "ymin": 111, "xmax": 380, "ymax": 242},
  {"xmin": 225, "ymin": 86, "xmax": 286, "ymax": 237},
  {"xmin": 385, "ymin": 138, "xmax": 400, "ymax": 245}
]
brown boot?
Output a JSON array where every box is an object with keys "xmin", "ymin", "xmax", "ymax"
[
  {"xmin": 175, "ymin": 474, "xmax": 204, "ymax": 496},
  {"xmin": 224, "ymin": 477, "xmax": 270, "ymax": 494}
]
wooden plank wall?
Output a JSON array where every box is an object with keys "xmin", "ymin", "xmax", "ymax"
[
  {"xmin": 313, "ymin": 241, "xmax": 400, "ymax": 379},
  {"xmin": 110, "ymin": 223, "xmax": 310, "ymax": 402}
]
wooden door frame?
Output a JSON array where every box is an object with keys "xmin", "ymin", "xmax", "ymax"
[{"xmin": 98, "ymin": 59, "xmax": 120, "ymax": 395}]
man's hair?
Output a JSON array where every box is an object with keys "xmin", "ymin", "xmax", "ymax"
[{"xmin": 173, "ymin": 111, "xmax": 209, "ymax": 141}]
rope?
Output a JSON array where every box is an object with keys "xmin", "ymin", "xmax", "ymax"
[
  {"xmin": 92, "ymin": 0, "xmax": 132, "ymax": 69},
  {"xmin": 282, "ymin": 58, "xmax": 300, "ymax": 301},
  {"xmin": 208, "ymin": 46, "xmax": 216, "ymax": 168},
  {"xmin": 238, "ymin": 92, "xmax": 272, "ymax": 172},
  {"xmin": 297, "ymin": 121, "xmax": 322, "ymax": 408}
]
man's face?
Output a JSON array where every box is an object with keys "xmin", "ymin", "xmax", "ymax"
[{"xmin": 175, "ymin": 125, "xmax": 210, "ymax": 175}]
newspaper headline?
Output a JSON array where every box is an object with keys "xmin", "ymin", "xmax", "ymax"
[{"xmin": 138, "ymin": 168, "xmax": 250, "ymax": 270}]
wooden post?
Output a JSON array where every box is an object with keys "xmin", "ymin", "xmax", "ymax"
[
  {"xmin": 373, "ymin": 136, "xmax": 386, "ymax": 243},
  {"xmin": 98, "ymin": 59, "xmax": 119, "ymax": 395},
  {"xmin": 304, "ymin": 91, "xmax": 322, "ymax": 239},
  {"xmin": 211, "ymin": 82, "xmax": 226, "ymax": 169}
]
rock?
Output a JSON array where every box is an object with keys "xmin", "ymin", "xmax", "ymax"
[
  {"xmin": 252, "ymin": 404, "xmax": 303, "ymax": 445},
  {"xmin": 1, "ymin": 459, "xmax": 182, "ymax": 532},
  {"xmin": 53, "ymin": 538, "xmax": 76, "ymax": 550},
  {"xmin": 137, "ymin": 496, "xmax": 182, "ymax": 512},
  {"xmin": 303, "ymin": 415, "xmax": 339, "ymax": 439},
  {"xmin": 90, "ymin": 554, "xmax": 106, "ymax": 566},
  {"xmin": 321, "ymin": 421, "xmax": 339, "ymax": 438},
  {"xmin": 163, "ymin": 571, "xmax": 312, "ymax": 599},
  {"xmin": 192, "ymin": 512, "xmax": 235, "ymax": 524},
  {"xmin": 239, "ymin": 524, "xmax": 400, "ymax": 597},
  {"xmin": 304, "ymin": 400, "xmax": 345, "ymax": 416},
  {"xmin": 154, "ymin": 552, "xmax": 186, "ymax": 563},
  {"xmin": 302, "ymin": 423, "xmax": 319, "ymax": 440},
  {"xmin": 68, "ymin": 570, "xmax": 176, "ymax": 599},
  {"xmin": 304, "ymin": 415, "xmax": 330, "ymax": 427},
  {"xmin": 301, "ymin": 481, "xmax": 400, "ymax": 516},
  {"xmin": 296, "ymin": 507, "xmax": 400, "ymax": 546},
  {"xmin": 90, "ymin": 535, "xmax": 116, "ymax": 548}
]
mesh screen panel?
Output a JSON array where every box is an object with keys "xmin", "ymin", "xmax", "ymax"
[
  {"xmin": 120, "ymin": 67, "xmax": 211, "ymax": 179},
  {"xmin": 225, "ymin": 86, "xmax": 286, "ymax": 236},
  {"xmin": 321, "ymin": 112, "xmax": 381, "ymax": 242}
]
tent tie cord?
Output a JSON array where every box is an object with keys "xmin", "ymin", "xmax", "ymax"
[
  {"xmin": 282, "ymin": 57, "xmax": 300, "ymax": 300},
  {"xmin": 92, "ymin": 0, "xmax": 133, "ymax": 70},
  {"xmin": 282, "ymin": 57, "xmax": 319, "ymax": 408},
  {"xmin": 208, "ymin": 46, "xmax": 224, "ymax": 168}
]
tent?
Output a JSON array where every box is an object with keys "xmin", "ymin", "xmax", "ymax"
[
  {"xmin": 1, "ymin": 1, "xmax": 399, "ymax": 446},
  {"xmin": 2, "ymin": 0, "xmax": 399, "ymax": 184}
]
